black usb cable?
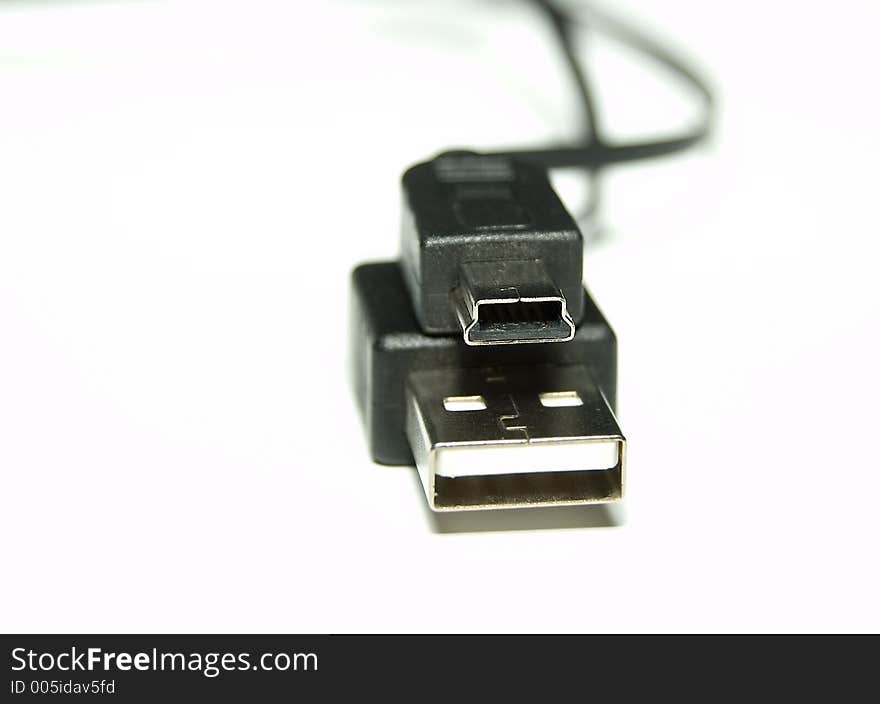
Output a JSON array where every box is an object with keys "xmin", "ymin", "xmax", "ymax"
[{"xmin": 349, "ymin": 1, "xmax": 714, "ymax": 512}]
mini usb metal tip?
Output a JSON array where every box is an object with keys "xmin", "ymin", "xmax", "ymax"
[
  {"xmin": 453, "ymin": 261, "xmax": 575, "ymax": 346},
  {"xmin": 405, "ymin": 365, "xmax": 624, "ymax": 511}
]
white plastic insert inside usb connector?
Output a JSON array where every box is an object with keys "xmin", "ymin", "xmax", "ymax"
[{"xmin": 433, "ymin": 439, "xmax": 620, "ymax": 478}]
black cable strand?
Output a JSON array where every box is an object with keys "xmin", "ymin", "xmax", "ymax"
[
  {"xmin": 528, "ymin": 0, "xmax": 604, "ymax": 219},
  {"xmin": 494, "ymin": 0, "xmax": 714, "ymax": 171},
  {"xmin": 532, "ymin": 0, "xmax": 602, "ymax": 144}
]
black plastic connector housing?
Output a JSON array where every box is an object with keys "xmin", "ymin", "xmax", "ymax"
[
  {"xmin": 400, "ymin": 154, "xmax": 585, "ymax": 341},
  {"xmin": 350, "ymin": 155, "xmax": 624, "ymax": 512},
  {"xmin": 350, "ymin": 262, "xmax": 617, "ymax": 466}
]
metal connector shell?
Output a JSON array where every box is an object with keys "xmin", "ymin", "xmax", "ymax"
[
  {"xmin": 454, "ymin": 260, "xmax": 576, "ymax": 345},
  {"xmin": 406, "ymin": 364, "xmax": 624, "ymax": 511}
]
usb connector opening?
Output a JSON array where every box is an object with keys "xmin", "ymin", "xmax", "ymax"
[
  {"xmin": 468, "ymin": 300, "xmax": 571, "ymax": 344},
  {"xmin": 434, "ymin": 469, "xmax": 622, "ymax": 509}
]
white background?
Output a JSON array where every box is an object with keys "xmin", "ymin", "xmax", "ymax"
[{"xmin": 1, "ymin": 0, "xmax": 878, "ymax": 633}]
